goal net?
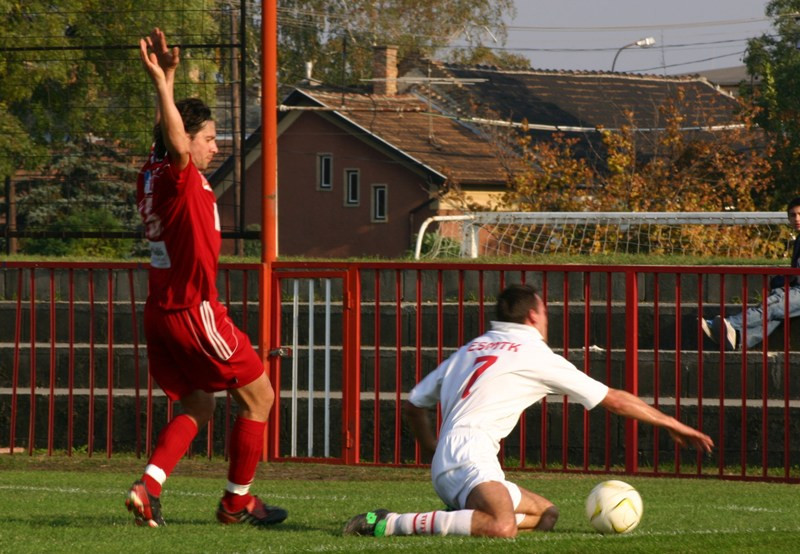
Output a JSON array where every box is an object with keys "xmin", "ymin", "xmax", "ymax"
[{"xmin": 414, "ymin": 212, "xmax": 791, "ymax": 260}]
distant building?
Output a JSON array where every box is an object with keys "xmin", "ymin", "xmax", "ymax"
[
  {"xmin": 681, "ymin": 65, "xmax": 760, "ymax": 97},
  {"xmin": 210, "ymin": 50, "xmax": 743, "ymax": 257}
]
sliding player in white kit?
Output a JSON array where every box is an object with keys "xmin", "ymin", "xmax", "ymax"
[{"xmin": 344, "ymin": 283, "xmax": 714, "ymax": 538}]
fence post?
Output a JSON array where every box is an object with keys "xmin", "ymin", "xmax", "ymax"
[
  {"xmin": 342, "ymin": 267, "xmax": 362, "ymax": 464},
  {"xmin": 625, "ymin": 269, "xmax": 639, "ymax": 474}
]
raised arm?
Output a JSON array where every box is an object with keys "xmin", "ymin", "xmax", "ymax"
[
  {"xmin": 139, "ymin": 28, "xmax": 190, "ymax": 170},
  {"xmin": 600, "ymin": 388, "xmax": 714, "ymax": 453},
  {"xmin": 147, "ymin": 28, "xmax": 179, "ymax": 125}
]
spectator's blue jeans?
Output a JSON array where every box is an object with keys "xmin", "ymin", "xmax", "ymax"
[{"xmin": 726, "ymin": 285, "xmax": 800, "ymax": 348}]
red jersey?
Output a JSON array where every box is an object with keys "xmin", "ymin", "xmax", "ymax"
[{"xmin": 137, "ymin": 148, "xmax": 222, "ymax": 310}]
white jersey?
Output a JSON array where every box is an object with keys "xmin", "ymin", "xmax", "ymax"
[{"xmin": 409, "ymin": 320, "xmax": 609, "ymax": 454}]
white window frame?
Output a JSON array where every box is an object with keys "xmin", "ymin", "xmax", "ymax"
[
  {"xmin": 317, "ymin": 153, "xmax": 333, "ymax": 191},
  {"xmin": 371, "ymin": 184, "xmax": 388, "ymax": 223},
  {"xmin": 344, "ymin": 169, "xmax": 360, "ymax": 206}
]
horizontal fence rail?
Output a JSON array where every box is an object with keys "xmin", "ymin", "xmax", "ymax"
[{"xmin": 2, "ymin": 260, "xmax": 799, "ymax": 482}]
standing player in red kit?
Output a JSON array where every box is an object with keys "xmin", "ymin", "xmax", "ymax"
[{"xmin": 125, "ymin": 28, "xmax": 286, "ymax": 528}]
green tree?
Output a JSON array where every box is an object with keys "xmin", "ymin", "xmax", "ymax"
[
  {"xmin": 743, "ymin": 0, "xmax": 800, "ymax": 208},
  {"xmin": 447, "ymin": 46, "xmax": 532, "ymax": 70},
  {"xmin": 0, "ymin": 0, "xmax": 220, "ymax": 156},
  {"xmin": 0, "ymin": 1, "xmax": 223, "ymax": 255},
  {"xmin": 494, "ymin": 98, "xmax": 774, "ymax": 257},
  {"xmin": 16, "ymin": 139, "xmax": 140, "ymax": 257},
  {"xmin": 278, "ymin": 0, "xmax": 515, "ymax": 87}
]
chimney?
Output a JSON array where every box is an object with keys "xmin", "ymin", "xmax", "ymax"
[{"xmin": 372, "ymin": 45, "xmax": 398, "ymax": 96}]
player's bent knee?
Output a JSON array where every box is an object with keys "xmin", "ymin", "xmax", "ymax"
[{"xmin": 534, "ymin": 505, "xmax": 559, "ymax": 532}]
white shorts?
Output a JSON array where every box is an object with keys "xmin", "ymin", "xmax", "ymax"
[{"xmin": 431, "ymin": 431, "xmax": 522, "ymax": 510}]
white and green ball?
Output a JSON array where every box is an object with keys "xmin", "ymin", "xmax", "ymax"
[{"xmin": 585, "ymin": 480, "xmax": 643, "ymax": 534}]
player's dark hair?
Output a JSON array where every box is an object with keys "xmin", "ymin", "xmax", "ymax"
[
  {"xmin": 496, "ymin": 283, "xmax": 541, "ymax": 324},
  {"xmin": 787, "ymin": 196, "xmax": 800, "ymax": 214},
  {"xmin": 152, "ymin": 98, "xmax": 213, "ymax": 159}
]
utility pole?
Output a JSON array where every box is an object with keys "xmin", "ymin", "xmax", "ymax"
[
  {"xmin": 5, "ymin": 176, "xmax": 16, "ymax": 255},
  {"xmin": 230, "ymin": 2, "xmax": 244, "ymax": 255}
]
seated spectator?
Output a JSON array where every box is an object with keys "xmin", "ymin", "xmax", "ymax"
[{"xmin": 701, "ymin": 196, "xmax": 800, "ymax": 350}]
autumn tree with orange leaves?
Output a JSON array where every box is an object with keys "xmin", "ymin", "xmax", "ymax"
[{"xmin": 489, "ymin": 93, "xmax": 781, "ymax": 257}]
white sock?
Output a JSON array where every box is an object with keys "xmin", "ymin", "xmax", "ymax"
[
  {"xmin": 225, "ymin": 480, "xmax": 252, "ymax": 496},
  {"xmin": 385, "ymin": 509, "xmax": 474, "ymax": 536},
  {"xmin": 143, "ymin": 464, "xmax": 166, "ymax": 486}
]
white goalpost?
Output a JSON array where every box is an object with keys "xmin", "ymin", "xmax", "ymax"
[{"xmin": 414, "ymin": 212, "xmax": 790, "ymax": 260}]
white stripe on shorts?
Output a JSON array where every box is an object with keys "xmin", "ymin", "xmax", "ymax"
[{"xmin": 200, "ymin": 300, "xmax": 233, "ymax": 360}]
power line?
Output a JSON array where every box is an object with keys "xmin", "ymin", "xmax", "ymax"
[
  {"xmin": 505, "ymin": 16, "xmax": 771, "ymax": 33},
  {"xmin": 633, "ymin": 51, "xmax": 747, "ymax": 73}
]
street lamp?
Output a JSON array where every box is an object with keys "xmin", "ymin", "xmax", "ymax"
[{"xmin": 611, "ymin": 37, "xmax": 656, "ymax": 72}]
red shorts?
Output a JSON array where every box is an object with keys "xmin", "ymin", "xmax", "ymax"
[{"xmin": 144, "ymin": 299, "xmax": 264, "ymax": 401}]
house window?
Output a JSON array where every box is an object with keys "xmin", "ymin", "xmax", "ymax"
[
  {"xmin": 344, "ymin": 169, "xmax": 360, "ymax": 206},
  {"xmin": 317, "ymin": 153, "xmax": 332, "ymax": 190},
  {"xmin": 371, "ymin": 184, "xmax": 388, "ymax": 222}
]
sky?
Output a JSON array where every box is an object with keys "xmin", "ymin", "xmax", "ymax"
[{"xmin": 495, "ymin": 0, "xmax": 775, "ymax": 75}]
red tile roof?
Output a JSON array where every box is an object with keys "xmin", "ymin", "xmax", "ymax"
[{"xmin": 288, "ymin": 88, "xmax": 513, "ymax": 186}]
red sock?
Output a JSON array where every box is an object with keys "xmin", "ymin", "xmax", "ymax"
[
  {"xmin": 222, "ymin": 417, "xmax": 266, "ymax": 512},
  {"xmin": 142, "ymin": 414, "xmax": 198, "ymax": 497}
]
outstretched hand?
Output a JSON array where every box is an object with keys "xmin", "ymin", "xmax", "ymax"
[
  {"xmin": 668, "ymin": 426, "xmax": 714, "ymax": 453},
  {"xmin": 148, "ymin": 27, "xmax": 180, "ymax": 74},
  {"xmin": 139, "ymin": 27, "xmax": 179, "ymax": 83}
]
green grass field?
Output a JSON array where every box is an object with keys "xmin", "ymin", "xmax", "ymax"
[{"xmin": 1, "ymin": 455, "xmax": 798, "ymax": 553}]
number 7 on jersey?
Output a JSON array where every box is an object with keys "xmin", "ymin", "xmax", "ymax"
[{"xmin": 461, "ymin": 355, "xmax": 498, "ymax": 398}]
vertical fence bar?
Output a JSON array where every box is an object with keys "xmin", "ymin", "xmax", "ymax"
[
  {"xmin": 540, "ymin": 271, "xmax": 548, "ymax": 470},
  {"xmin": 27, "ymin": 267, "xmax": 36, "ymax": 455},
  {"xmin": 582, "ymin": 272, "xmax": 591, "ymax": 471},
  {"xmin": 307, "ymin": 279, "xmax": 315, "ymax": 457},
  {"xmin": 342, "ymin": 267, "xmax": 362, "ymax": 464},
  {"xmin": 107, "ymin": 269, "xmax": 114, "ymax": 458},
  {"xmin": 10, "ymin": 269, "xmax": 22, "ymax": 454},
  {"xmin": 561, "ymin": 271, "xmax": 569, "ymax": 470},
  {"xmin": 653, "ymin": 273, "xmax": 660, "ymax": 473},
  {"xmin": 291, "ymin": 279, "xmax": 299, "ymax": 457},
  {"xmin": 435, "ymin": 270, "xmax": 443, "ymax": 434},
  {"xmin": 242, "ymin": 268, "xmax": 249, "ymax": 332},
  {"xmin": 624, "ymin": 269, "xmax": 639, "ymax": 474},
  {"xmin": 128, "ymin": 269, "xmax": 141, "ymax": 458},
  {"xmin": 266, "ymin": 270, "xmax": 282, "ymax": 460},
  {"xmin": 478, "ymin": 271, "xmax": 485, "ymax": 335},
  {"xmin": 88, "ymin": 269, "xmax": 95, "ymax": 457},
  {"xmin": 718, "ymin": 275, "xmax": 727, "ymax": 476},
  {"xmin": 761, "ymin": 274, "xmax": 769, "ymax": 478},
  {"xmin": 48, "ymin": 269, "xmax": 56, "ymax": 456},
  {"xmin": 394, "ymin": 270, "xmax": 402, "ymax": 465},
  {"xmin": 518, "ymin": 300, "xmax": 527, "ymax": 468},
  {"xmin": 324, "ymin": 278, "xmax": 332, "ymax": 458},
  {"xmin": 696, "ymin": 273, "xmax": 705, "ymax": 475},
  {"xmin": 68, "ymin": 269, "xmax": 75, "ymax": 456},
  {"xmin": 457, "ymin": 270, "xmax": 465, "ymax": 345},
  {"xmin": 604, "ymin": 272, "xmax": 612, "ymax": 471},
  {"xmin": 674, "ymin": 273, "xmax": 682, "ymax": 475},
  {"xmin": 373, "ymin": 271, "xmax": 381, "ymax": 463},
  {"xmin": 414, "ymin": 270, "xmax": 422, "ymax": 464},
  {"xmin": 740, "ymin": 275, "xmax": 748, "ymax": 477},
  {"xmin": 783, "ymin": 281, "xmax": 791, "ymax": 479}
]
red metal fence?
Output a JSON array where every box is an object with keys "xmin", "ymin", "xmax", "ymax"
[{"xmin": 2, "ymin": 260, "xmax": 799, "ymax": 482}]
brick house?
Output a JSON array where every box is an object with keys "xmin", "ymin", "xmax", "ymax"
[{"xmin": 211, "ymin": 50, "xmax": 741, "ymax": 257}]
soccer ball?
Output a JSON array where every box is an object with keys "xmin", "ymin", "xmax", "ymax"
[{"xmin": 585, "ymin": 480, "xmax": 643, "ymax": 534}]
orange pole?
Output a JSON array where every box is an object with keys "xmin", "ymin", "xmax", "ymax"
[{"xmin": 260, "ymin": 0, "xmax": 278, "ymax": 459}]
